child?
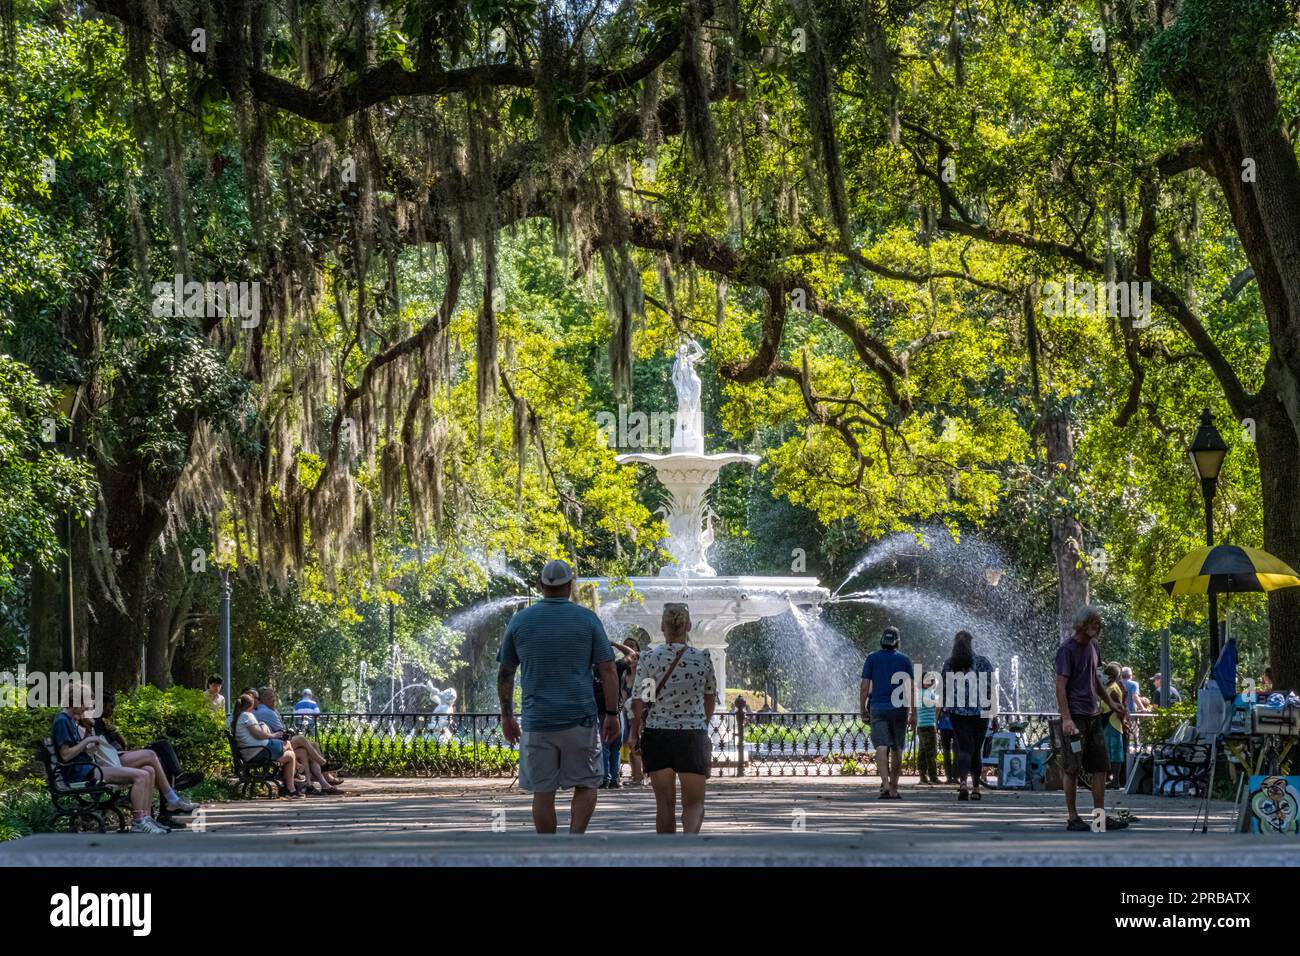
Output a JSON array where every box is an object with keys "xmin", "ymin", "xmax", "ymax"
[{"xmin": 914, "ymin": 671, "xmax": 941, "ymax": 784}]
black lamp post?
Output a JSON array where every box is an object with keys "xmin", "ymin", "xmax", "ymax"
[{"xmin": 1187, "ymin": 408, "xmax": 1228, "ymax": 660}]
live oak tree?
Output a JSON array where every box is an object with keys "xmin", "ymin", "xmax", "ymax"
[{"xmin": 3, "ymin": 0, "xmax": 1296, "ymax": 689}]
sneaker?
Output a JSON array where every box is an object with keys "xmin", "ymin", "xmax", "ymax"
[
  {"xmin": 131, "ymin": 816, "xmax": 169, "ymax": 834},
  {"xmin": 1104, "ymin": 815, "xmax": 1129, "ymax": 831},
  {"xmin": 284, "ymin": 789, "xmax": 305, "ymax": 800},
  {"xmin": 1066, "ymin": 816, "xmax": 1090, "ymax": 832},
  {"xmin": 157, "ymin": 813, "xmax": 188, "ymax": 830},
  {"xmin": 165, "ymin": 797, "xmax": 198, "ymax": 813},
  {"xmin": 609, "ymin": 779, "xmax": 622, "ymax": 789}
]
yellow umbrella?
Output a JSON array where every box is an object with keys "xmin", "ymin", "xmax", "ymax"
[{"xmin": 1162, "ymin": 544, "xmax": 1300, "ymax": 596}]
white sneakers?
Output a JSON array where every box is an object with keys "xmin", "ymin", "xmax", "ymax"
[{"xmin": 130, "ymin": 816, "xmax": 169, "ymax": 834}]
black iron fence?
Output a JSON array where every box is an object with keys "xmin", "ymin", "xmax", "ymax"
[{"xmin": 285, "ymin": 710, "xmax": 1156, "ymax": 778}]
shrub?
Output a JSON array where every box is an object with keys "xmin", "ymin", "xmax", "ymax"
[
  {"xmin": 113, "ymin": 685, "xmax": 227, "ymax": 779},
  {"xmin": 0, "ymin": 684, "xmax": 227, "ymax": 789},
  {"xmin": 744, "ymin": 719, "xmax": 869, "ymax": 746},
  {"xmin": 1145, "ymin": 701, "xmax": 1197, "ymax": 743},
  {"xmin": 0, "ymin": 705, "xmax": 59, "ymax": 786},
  {"xmin": 0, "ymin": 786, "xmax": 60, "ymax": 841},
  {"xmin": 317, "ymin": 732, "xmax": 518, "ymax": 777}
]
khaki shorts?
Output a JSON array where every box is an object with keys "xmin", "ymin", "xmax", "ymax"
[{"xmin": 518, "ymin": 721, "xmax": 603, "ymax": 792}]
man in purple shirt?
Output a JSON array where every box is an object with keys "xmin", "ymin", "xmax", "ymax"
[{"xmin": 1055, "ymin": 605, "xmax": 1128, "ymax": 832}]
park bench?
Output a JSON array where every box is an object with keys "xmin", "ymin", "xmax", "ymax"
[
  {"xmin": 36, "ymin": 738, "xmax": 130, "ymax": 833},
  {"xmin": 226, "ymin": 732, "xmax": 283, "ymax": 798},
  {"xmin": 1152, "ymin": 742, "xmax": 1213, "ymax": 797}
]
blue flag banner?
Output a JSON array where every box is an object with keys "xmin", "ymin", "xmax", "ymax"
[{"xmin": 1212, "ymin": 638, "xmax": 1238, "ymax": 701}]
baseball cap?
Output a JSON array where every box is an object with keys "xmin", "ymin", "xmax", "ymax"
[
  {"xmin": 881, "ymin": 626, "xmax": 900, "ymax": 648},
  {"xmin": 539, "ymin": 559, "xmax": 575, "ymax": 586}
]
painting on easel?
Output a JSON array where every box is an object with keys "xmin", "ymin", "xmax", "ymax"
[{"xmin": 1245, "ymin": 776, "xmax": 1300, "ymax": 834}]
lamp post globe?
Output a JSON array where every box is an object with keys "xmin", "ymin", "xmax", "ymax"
[{"xmin": 1187, "ymin": 408, "xmax": 1228, "ymax": 660}]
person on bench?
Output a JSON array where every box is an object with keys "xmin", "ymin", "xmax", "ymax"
[
  {"xmin": 255, "ymin": 687, "xmax": 342, "ymax": 793},
  {"xmin": 83, "ymin": 691, "xmax": 204, "ymax": 793},
  {"xmin": 231, "ymin": 693, "xmax": 303, "ymax": 798},
  {"xmin": 52, "ymin": 683, "xmax": 189, "ymax": 833}
]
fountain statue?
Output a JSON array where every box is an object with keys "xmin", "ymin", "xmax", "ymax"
[
  {"xmin": 671, "ymin": 337, "xmax": 706, "ymax": 455},
  {"xmin": 585, "ymin": 337, "xmax": 828, "ymax": 695}
]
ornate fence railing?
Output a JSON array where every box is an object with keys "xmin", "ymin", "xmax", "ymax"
[{"xmin": 284, "ymin": 711, "xmax": 1156, "ymax": 778}]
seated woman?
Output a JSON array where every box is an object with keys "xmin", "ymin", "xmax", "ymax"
[
  {"xmin": 51, "ymin": 683, "xmax": 186, "ymax": 833},
  {"xmin": 231, "ymin": 693, "xmax": 303, "ymax": 798},
  {"xmin": 254, "ymin": 687, "xmax": 342, "ymax": 793}
]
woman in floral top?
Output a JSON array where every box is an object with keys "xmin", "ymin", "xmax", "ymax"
[{"xmin": 630, "ymin": 603, "xmax": 717, "ymax": 833}]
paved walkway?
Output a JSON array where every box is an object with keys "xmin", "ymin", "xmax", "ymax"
[{"xmin": 4, "ymin": 777, "xmax": 1297, "ymax": 866}]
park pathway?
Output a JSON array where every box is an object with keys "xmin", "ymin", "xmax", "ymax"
[{"xmin": 3, "ymin": 778, "xmax": 1297, "ymax": 866}]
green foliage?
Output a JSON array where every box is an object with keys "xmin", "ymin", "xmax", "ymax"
[
  {"xmin": 0, "ymin": 0, "xmax": 1294, "ymax": 706},
  {"xmin": 112, "ymin": 685, "xmax": 228, "ymax": 779},
  {"xmin": 317, "ymin": 733, "xmax": 518, "ymax": 777},
  {"xmin": 0, "ymin": 685, "xmax": 227, "ymax": 787},
  {"xmin": 0, "ymin": 356, "xmax": 95, "ymax": 592},
  {"xmin": 0, "ymin": 786, "xmax": 61, "ymax": 842},
  {"xmin": 0, "ymin": 703, "xmax": 51, "ymax": 786},
  {"xmin": 744, "ymin": 718, "xmax": 869, "ymax": 745},
  {"xmin": 1145, "ymin": 701, "xmax": 1198, "ymax": 744}
]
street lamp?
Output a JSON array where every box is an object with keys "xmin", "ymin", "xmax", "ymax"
[{"xmin": 1187, "ymin": 408, "xmax": 1228, "ymax": 660}]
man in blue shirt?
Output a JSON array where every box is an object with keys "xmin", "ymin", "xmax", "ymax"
[
  {"xmin": 859, "ymin": 626, "xmax": 913, "ymax": 799},
  {"xmin": 1120, "ymin": 667, "xmax": 1144, "ymax": 714},
  {"xmin": 498, "ymin": 559, "xmax": 620, "ymax": 833}
]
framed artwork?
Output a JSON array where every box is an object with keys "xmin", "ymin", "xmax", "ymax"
[
  {"xmin": 1243, "ymin": 776, "xmax": 1300, "ymax": 835},
  {"xmin": 983, "ymin": 730, "xmax": 1018, "ymax": 766},
  {"xmin": 998, "ymin": 750, "xmax": 1029, "ymax": 790}
]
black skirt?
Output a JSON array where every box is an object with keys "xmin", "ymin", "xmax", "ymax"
[{"xmin": 640, "ymin": 728, "xmax": 712, "ymax": 776}]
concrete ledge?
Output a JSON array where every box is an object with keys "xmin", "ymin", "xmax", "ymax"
[{"xmin": 4, "ymin": 830, "xmax": 1299, "ymax": 867}]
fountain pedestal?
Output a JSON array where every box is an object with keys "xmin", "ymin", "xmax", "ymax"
[{"xmin": 616, "ymin": 451, "xmax": 758, "ymax": 577}]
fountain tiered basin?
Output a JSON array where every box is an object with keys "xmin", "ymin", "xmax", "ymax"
[
  {"xmin": 584, "ymin": 575, "xmax": 829, "ymax": 693},
  {"xmin": 580, "ymin": 351, "xmax": 829, "ymax": 693}
]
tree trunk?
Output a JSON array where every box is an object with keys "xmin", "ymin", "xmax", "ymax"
[
  {"xmin": 145, "ymin": 561, "xmax": 192, "ymax": 687},
  {"xmin": 1043, "ymin": 405, "xmax": 1089, "ymax": 642},
  {"xmin": 88, "ymin": 456, "xmax": 173, "ymax": 693},
  {"xmin": 26, "ymin": 566, "xmax": 63, "ymax": 674},
  {"xmin": 1256, "ymin": 399, "xmax": 1300, "ymax": 690},
  {"xmin": 1203, "ymin": 58, "xmax": 1300, "ymax": 688}
]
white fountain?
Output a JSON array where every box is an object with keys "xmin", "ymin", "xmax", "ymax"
[{"xmin": 584, "ymin": 337, "xmax": 829, "ymax": 695}]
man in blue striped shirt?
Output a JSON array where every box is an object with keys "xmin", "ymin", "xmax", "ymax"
[{"xmin": 498, "ymin": 559, "xmax": 620, "ymax": 833}]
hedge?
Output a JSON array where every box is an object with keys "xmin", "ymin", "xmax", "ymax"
[{"xmin": 1, "ymin": 684, "xmax": 228, "ymax": 790}]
